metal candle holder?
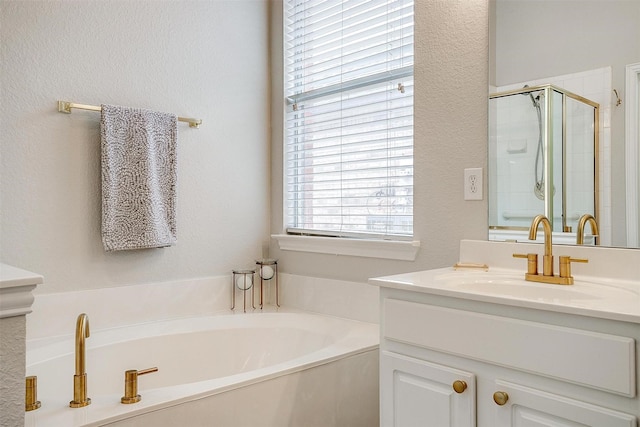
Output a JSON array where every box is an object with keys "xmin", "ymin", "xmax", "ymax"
[
  {"xmin": 231, "ymin": 269, "xmax": 256, "ymax": 313},
  {"xmin": 256, "ymin": 259, "xmax": 279, "ymax": 308}
]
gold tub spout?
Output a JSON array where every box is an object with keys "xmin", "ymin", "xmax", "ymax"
[
  {"xmin": 70, "ymin": 313, "xmax": 91, "ymax": 408},
  {"xmin": 577, "ymin": 214, "xmax": 599, "ymax": 245},
  {"xmin": 529, "ymin": 214, "xmax": 553, "ymax": 276}
]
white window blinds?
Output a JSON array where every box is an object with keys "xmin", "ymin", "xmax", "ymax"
[{"xmin": 285, "ymin": 0, "xmax": 414, "ymax": 239}]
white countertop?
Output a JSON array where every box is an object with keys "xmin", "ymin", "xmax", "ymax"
[
  {"xmin": 370, "ymin": 267, "xmax": 640, "ymax": 324},
  {"xmin": 370, "ymin": 241, "xmax": 640, "ymax": 324}
]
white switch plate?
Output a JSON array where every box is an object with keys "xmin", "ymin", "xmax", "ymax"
[{"xmin": 464, "ymin": 168, "xmax": 483, "ymax": 200}]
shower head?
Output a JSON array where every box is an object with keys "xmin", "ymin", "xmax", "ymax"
[
  {"xmin": 521, "ymin": 85, "xmax": 538, "ymax": 107},
  {"xmin": 521, "ymin": 85, "xmax": 543, "ymax": 108}
]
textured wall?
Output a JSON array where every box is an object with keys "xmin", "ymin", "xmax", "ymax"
[
  {"xmin": 0, "ymin": 316, "xmax": 26, "ymax": 427},
  {"xmin": 270, "ymin": 1, "xmax": 489, "ymax": 282},
  {"xmin": 0, "ymin": 1, "xmax": 271, "ymax": 293}
]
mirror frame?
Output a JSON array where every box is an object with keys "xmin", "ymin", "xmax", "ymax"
[{"xmin": 626, "ymin": 62, "xmax": 640, "ymax": 247}]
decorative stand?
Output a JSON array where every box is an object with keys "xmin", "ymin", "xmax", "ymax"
[
  {"xmin": 231, "ymin": 269, "xmax": 256, "ymax": 313},
  {"xmin": 256, "ymin": 259, "xmax": 279, "ymax": 308}
]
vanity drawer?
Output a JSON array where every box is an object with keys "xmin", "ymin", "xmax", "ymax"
[{"xmin": 383, "ymin": 299, "xmax": 636, "ymax": 396}]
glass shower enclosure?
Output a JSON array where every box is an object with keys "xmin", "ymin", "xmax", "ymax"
[{"xmin": 489, "ymin": 84, "xmax": 599, "ymax": 242}]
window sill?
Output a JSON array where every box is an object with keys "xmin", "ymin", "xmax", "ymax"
[{"xmin": 272, "ymin": 234, "xmax": 420, "ymax": 261}]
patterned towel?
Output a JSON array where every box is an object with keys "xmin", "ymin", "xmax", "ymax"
[{"xmin": 100, "ymin": 104, "xmax": 178, "ymax": 251}]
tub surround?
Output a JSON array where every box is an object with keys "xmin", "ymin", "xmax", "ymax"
[
  {"xmin": 372, "ymin": 240, "xmax": 640, "ymax": 426},
  {"xmin": 278, "ymin": 273, "xmax": 379, "ymax": 324},
  {"xmin": 27, "ymin": 276, "xmax": 231, "ymax": 341},
  {"xmin": 27, "ymin": 272, "xmax": 378, "ymax": 341},
  {"xmin": 25, "ymin": 310, "xmax": 379, "ymax": 427},
  {"xmin": 23, "ymin": 273, "xmax": 379, "ymax": 426},
  {"xmin": 0, "ymin": 263, "xmax": 42, "ymax": 427}
]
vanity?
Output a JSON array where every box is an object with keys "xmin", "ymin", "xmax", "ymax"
[{"xmin": 370, "ymin": 240, "xmax": 640, "ymax": 427}]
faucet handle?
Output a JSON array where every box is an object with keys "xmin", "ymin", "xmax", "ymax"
[
  {"xmin": 513, "ymin": 253, "xmax": 538, "ymax": 275},
  {"xmin": 559, "ymin": 256, "xmax": 588, "ymax": 280},
  {"xmin": 121, "ymin": 367, "xmax": 158, "ymax": 404},
  {"xmin": 25, "ymin": 376, "xmax": 41, "ymax": 411}
]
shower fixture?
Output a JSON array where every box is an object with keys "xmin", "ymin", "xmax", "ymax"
[
  {"xmin": 523, "ymin": 85, "xmax": 547, "ymax": 200},
  {"xmin": 489, "ymin": 83, "xmax": 599, "ymax": 236}
]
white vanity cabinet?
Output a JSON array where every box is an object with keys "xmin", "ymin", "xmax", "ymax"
[
  {"xmin": 380, "ymin": 351, "xmax": 475, "ymax": 427},
  {"xmin": 377, "ymin": 288, "xmax": 639, "ymax": 427}
]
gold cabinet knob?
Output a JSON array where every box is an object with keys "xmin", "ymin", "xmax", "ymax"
[
  {"xmin": 452, "ymin": 380, "xmax": 467, "ymax": 394},
  {"xmin": 493, "ymin": 391, "xmax": 509, "ymax": 406}
]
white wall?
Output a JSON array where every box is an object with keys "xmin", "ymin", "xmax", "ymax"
[
  {"xmin": 270, "ymin": 1, "xmax": 489, "ymax": 283},
  {"xmin": 0, "ymin": 0, "xmax": 271, "ymax": 293},
  {"xmin": 1, "ymin": 0, "xmax": 488, "ymax": 294}
]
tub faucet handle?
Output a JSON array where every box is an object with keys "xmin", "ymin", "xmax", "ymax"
[
  {"xmin": 25, "ymin": 376, "xmax": 41, "ymax": 411},
  {"xmin": 121, "ymin": 367, "xmax": 158, "ymax": 404}
]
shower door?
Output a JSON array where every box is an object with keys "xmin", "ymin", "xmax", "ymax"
[{"xmin": 488, "ymin": 84, "xmax": 599, "ymax": 242}]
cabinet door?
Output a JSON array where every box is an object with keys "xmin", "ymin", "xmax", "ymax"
[
  {"xmin": 381, "ymin": 351, "xmax": 475, "ymax": 427},
  {"xmin": 492, "ymin": 380, "xmax": 637, "ymax": 427}
]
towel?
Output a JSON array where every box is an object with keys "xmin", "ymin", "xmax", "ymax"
[{"xmin": 100, "ymin": 104, "xmax": 178, "ymax": 251}]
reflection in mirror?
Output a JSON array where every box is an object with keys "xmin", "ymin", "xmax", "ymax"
[
  {"xmin": 626, "ymin": 62, "xmax": 640, "ymax": 247},
  {"xmin": 489, "ymin": 84, "xmax": 598, "ymax": 244},
  {"xmin": 489, "ymin": 0, "xmax": 640, "ymax": 248}
]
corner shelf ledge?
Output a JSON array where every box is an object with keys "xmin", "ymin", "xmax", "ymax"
[{"xmin": 0, "ymin": 264, "xmax": 43, "ymax": 318}]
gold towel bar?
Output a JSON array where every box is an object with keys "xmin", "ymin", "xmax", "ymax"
[{"xmin": 57, "ymin": 101, "xmax": 202, "ymax": 128}]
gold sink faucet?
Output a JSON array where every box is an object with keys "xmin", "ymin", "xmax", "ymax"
[
  {"xmin": 577, "ymin": 214, "xmax": 599, "ymax": 245},
  {"xmin": 513, "ymin": 214, "xmax": 588, "ymax": 285},
  {"xmin": 529, "ymin": 214, "xmax": 553, "ymax": 276},
  {"xmin": 70, "ymin": 313, "xmax": 91, "ymax": 408}
]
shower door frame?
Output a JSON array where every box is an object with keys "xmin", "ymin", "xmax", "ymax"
[{"xmin": 489, "ymin": 84, "xmax": 600, "ymax": 236}]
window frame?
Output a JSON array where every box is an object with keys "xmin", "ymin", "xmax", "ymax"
[{"xmin": 281, "ymin": 0, "xmax": 416, "ymax": 247}]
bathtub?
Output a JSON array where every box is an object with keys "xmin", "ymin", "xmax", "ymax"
[{"xmin": 24, "ymin": 310, "xmax": 379, "ymax": 427}]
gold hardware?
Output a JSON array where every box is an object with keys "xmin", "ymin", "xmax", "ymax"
[
  {"xmin": 613, "ymin": 89, "xmax": 622, "ymax": 107},
  {"xmin": 493, "ymin": 391, "xmax": 509, "ymax": 406},
  {"xmin": 529, "ymin": 214, "xmax": 553, "ymax": 276},
  {"xmin": 70, "ymin": 313, "xmax": 91, "ymax": 408},
  {"xmin": 121, "ymin": 367, "xmax": 158, "ymax": 404},
  {"xmin": 576, "ymin": 214, "xmax": 599, "ymax": 245},
  {"xmin": 452, "ymin": 380, "xmax": 467, "ymax": 394},
  {"xmin": 514, "ymin": 215, "xmax": 587, "ymax": 285},
  {"xmin": 25, "ymin": 376, "xmax": 41, "ymax": 411},
  {"xmin": 453, "ymin": 262, "xmax": 489, "ymax": 271},
  {"xmin": 57, "ymin": 100, "xmax": 202, "ymax": 128},
  {"xmin": 512, "ymin": 253, "xmax": 538, "ymax": 275},
  {"xmin": 559, "ymin": 256, "xmax": 588, "ymax": 282}
]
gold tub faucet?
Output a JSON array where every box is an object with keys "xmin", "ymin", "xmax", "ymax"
[
  {"xmin": 70, "ymin": 313, "xmax": 91, "ymax": 408},
  {"xmin": 577, "ymin": 214, "xmax": 599, "ymax": 245}
]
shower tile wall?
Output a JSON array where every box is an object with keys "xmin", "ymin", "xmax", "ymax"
[{"xmin": 491, "ymin": 67, "xmax": 611, "ymax": 245}]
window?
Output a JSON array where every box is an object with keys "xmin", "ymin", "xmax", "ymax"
[{"xmin": 284, "ymin": 0, "xmax": 414, "ymax": 240}]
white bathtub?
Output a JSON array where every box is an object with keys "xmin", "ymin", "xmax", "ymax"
[{"xmin": 24, "ymin": 310, "xmax": 379, "ymax": 427}]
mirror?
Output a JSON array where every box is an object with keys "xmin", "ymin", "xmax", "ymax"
[{"xmin": 489, "ymin": 0, "xmax": 640, "ymax": 248}]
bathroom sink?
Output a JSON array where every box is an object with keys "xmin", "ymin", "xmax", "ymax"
[{"xmin": 433, "ymin": 270, "xmax": 638, "ymax": 302}]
